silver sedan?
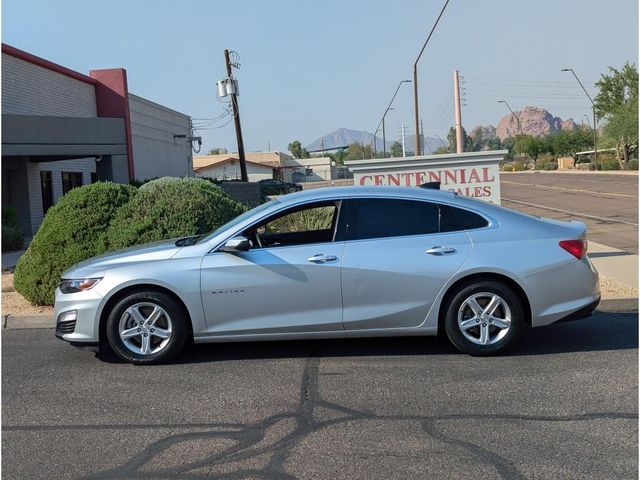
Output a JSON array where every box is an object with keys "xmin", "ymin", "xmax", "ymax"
[{"xmin": 55, "ymin": 186, "xmax": 600, "ymax": 364}]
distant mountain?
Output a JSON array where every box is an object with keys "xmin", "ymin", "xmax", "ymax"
[
  {"xmin": 306, "ymin": 128, "xmax": 381, "ymax": 152},
  {"xmin": 490, "ymin": 106, "xmax": 576, "ymax": 140},
  {"xmin": 306, "ymin": 127, "xmax": 442, "ymax": 155}
]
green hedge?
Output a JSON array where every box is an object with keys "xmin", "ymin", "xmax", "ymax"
[
  {"xmin": 14, "ymin": 182, "xmax": 137, "ymax": 305},
  {"xmin": 107, "ymin": 177, "xmax": 246, "ymax": 250}
]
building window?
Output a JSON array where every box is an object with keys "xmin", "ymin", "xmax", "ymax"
[
  {"xmin": 61, "ymin": 172, "xmax": 83, "ymax": 194},
  {"xmin": 40, "ymin": 171, "xmax": 54, "ymax": 214}
]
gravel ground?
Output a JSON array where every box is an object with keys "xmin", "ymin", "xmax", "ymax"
[{"xmin": 1, "ymin": 273, "xmax": 54, "ymax": 316}]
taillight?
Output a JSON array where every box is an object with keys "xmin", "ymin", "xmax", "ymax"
[{"xmin": 559, "ymin": 239, "xmax": 587, "ymax": 259}]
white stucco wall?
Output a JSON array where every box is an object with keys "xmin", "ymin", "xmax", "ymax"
[
  {"xmin": 284, "ymin": 156, "xmax": 335, "ymax": 181},
  {"xmin": 1, "ymin": 53, "xmax": 97, "ymax": 117},
  {"xmin": 129, "ymin": 94, "xmax": 193, "ymax": 181},
  {"xmin": 195, "ymin": 161, "xmax": 273, "ymax": 182}
]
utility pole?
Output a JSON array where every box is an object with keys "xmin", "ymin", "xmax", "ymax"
[
  {"xmin": 453, "ymin": 70, "xmax": 463, "ymax": 153},
  {"xmin": 401, "ymin": 125, "xmax": 407, "ymax": 157},
  {"xmin": 562, "ymin": 68, "xmax": 598, "ymax": 169},
  {"xmin": 412, "ymin": 0, "xmax": 451, "ymax": 156},
  {"xmin": 224, "ymin": 49, "xmax": 248, "ymax": 182},
  {"xmin": 420, "ymin": 118, "xmax": 424, "ymax": 154},
  {"xmin": 498, "ymin": 100, "xmax": 523, "ymax": 158},
  {"xmin": 382, "ymin": 116, "xmax": 386, "ymax": 157},
  {"xmin": 374, "ymin": 81, "xmax": 410, "ymax": 158}
]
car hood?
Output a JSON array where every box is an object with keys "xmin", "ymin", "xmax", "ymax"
[{"xmin": 62, "ymin": 239, "xmax": 182, "ymax": 278}]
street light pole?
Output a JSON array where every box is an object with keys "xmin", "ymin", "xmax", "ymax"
[
  {"xmin": 412, "ymin": 0, "xmax": 451, "ymax": 156},
  {"xmin": 498, "ymin": 100, "xmax": 524, "ymax": 158},
  {"xmin": 374, "ymin": 80, "xmax": 411, "ymax": 158},
  {"xmin": 562, "ymin": 68, "xmax": 598, "ymax": 169}
]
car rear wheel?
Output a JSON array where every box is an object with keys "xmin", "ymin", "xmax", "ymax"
[
  {"xmin": 444, "ymin": 280, "xmax": 524, "ymax": 356},
  {"xmin": 106, "ymin": 291, "xmax": 188, "ymax": 364}
]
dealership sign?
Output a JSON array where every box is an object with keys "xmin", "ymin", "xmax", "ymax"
[{"xmin": 345, "ymin": 150, "xmax": 506, "ymax": 204}]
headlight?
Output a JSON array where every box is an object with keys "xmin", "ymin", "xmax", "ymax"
[{"xmin": 59, "ymin": 278, "xmax": 102, "ymax": 294}]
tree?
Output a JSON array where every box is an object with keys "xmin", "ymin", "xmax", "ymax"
[
  {"xmin": 486, "ymin": 137, "xmax": 503, "ymax": 151},
  {"xmin": 287, "ymin": 140, "xmax": 310, "ymax": 159},
  {"xmin": 595, "ymin": 62, "xmax": 639, "ymax": 166},
  {"xmin": 208, "ymin": 147, "xmax": 228, "ymax": 155},
  {"xmin": 344, "ymin": 142, "xmax": 374, "ymax": 161},
  {"xmin": 434, "ymin": 146, "xmax": 449, "ymax": 155},
  {"xmin": 327, "ymin": 148, "xmax": 348, "ymax": 165},
  {"xmin": 390, "ymin": 141, "xmax": 403, "ymax": 157},
  {"xmin": 446, "ymin": 126, "xmax": 473, "ymax": 152}
]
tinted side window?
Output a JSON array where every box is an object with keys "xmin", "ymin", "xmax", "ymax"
[
  {"xmin": 350, "ymin": 199, "xmax": 439, "ymax": 240},
  {"xmin": 439, "ymin": 204, "xmax": 489, "ymax": 232},
  {"xmin": 245, "ymin": 201, "xmax": 341, "ymax": 248}
]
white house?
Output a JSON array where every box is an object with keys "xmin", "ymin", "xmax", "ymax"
[{"xmin": 193, "ymin": 156, "xmax": 274, "ymax": 182}]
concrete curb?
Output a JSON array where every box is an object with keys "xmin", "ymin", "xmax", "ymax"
[
  {"xmin": 589, "ymin": 242, "xmax": 639, "ymax": 290},
  {"xmin": 3, "ymin": 314, "xmax": 55, "ymax": 330},
  {"xmin": 598, "ymin": 298, "xmax": 638, "ymax": 313}
]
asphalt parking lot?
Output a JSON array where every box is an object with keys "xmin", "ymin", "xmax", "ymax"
[
  {"xmin": 2, "ymin": 300, "xmax": 637, "ymax": 480},
  {"xmin": 501, "ymin": 172, "xmax": 638, "ymax": 253}
]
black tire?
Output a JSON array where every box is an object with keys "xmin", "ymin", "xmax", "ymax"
[
  {"xmin": 444, "ymin": 280, "xmax": 524, "ymax": 356},
  {"xmin": 106, "ymin": 291, "xmax": 189, "ymax": 365}
]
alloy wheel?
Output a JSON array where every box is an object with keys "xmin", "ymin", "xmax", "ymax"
[
  {"xmin": 118, "ymin": 302, "xmax": 173, "ymax": 356},
  {"xmin": 457, "ymin": 292, "xmax": 512, "ymax": 346}
]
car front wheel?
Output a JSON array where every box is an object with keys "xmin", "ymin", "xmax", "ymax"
[
  {"xmin": 106, "ymin": 291, "xmax": 188, "ymax": 364},
  {"xmin": 444, "ymin": 280, "xmax": 524, "ymax": 356}
]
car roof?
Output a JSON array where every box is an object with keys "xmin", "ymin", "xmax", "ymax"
[{"xmin": 277, "ymin": 185, "xmax": 458, "ymax": 204}]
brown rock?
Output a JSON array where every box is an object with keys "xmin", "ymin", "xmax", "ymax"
[{"xmin": 495, "ymin": 106, "xmax": 570, "ymax": 140}]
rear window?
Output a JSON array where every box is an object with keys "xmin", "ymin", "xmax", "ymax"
[
  {"xmin": 349, "ymin": 198, "xmax": 439, "ymax": 240},
  {"xmin": 439, "ymin": 204, "xmax": 489, "ymax": 232}
]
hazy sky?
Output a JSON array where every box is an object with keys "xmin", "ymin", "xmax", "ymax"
[{"xmin": 3, "ymin": 0, "xmax": 638, "ymax": 153}]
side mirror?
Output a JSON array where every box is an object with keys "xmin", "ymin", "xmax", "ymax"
[{"xmin": 219, "ymin": 236, "xmax": 251, "ymax": 253}]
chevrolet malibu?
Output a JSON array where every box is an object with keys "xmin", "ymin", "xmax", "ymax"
[{"xmin": 55, "ymin": 186, "xmax": 600, "ymax": 364}]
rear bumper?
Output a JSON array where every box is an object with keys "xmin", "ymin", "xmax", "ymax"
[
  {"xmin": 554, "ymin": 295, "xmax": 600, "ymax": 323},
  {"xmin": 523, "ymin": 256, "xmax": 600, "ymax": 327}
]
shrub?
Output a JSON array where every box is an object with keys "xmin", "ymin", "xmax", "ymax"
[
  {"xmin": 501, "ymin": 161, "xmax": 527, "ymax": 172},
  {"xmin": 2, "ymin": 224, "xmax": 24, "ymax": 252},
  {"xmin": 534, "ymin": 155, "xmax": 558, "ymax": 171},
  {"xmin": 598, "ymin": 154, "xmax": 620, "ymax": 171},
  {"xmin": 129, "ymin": 177, "xmax": 158, "ymax": 188},
  {"xmin": 627, "ymin": 159, "xmax": 638, "ymax": 171},
  {"xmin": 107, "ymin": 177, "xmax": 246, "ymax": 250},
  {"xmin": 14, "ymin": 182, "xmax": 137, "ymax": 305},
  {"xmin": 2, "ymin": 206, "xmax": 17, "ymax": 227}
]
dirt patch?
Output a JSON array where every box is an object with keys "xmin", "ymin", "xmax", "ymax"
[
  {"xmin": 599, "ymin": 274, "xmax": 638, "ymax": 300},
  {"xmin": 2, "ymin": 273, "xmax": 54, "ymax": 316}
]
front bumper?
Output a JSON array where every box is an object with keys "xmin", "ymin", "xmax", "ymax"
[{"xmin": 54, "ymin": 287, "xmax": 103, "ymax": 344}]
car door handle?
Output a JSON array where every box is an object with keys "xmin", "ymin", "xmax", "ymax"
[
  {"xmin": 307, "ymin": 254, "xmax": 338, "ymax": 263},
  {"xmin": 426, "ymin": 246, "xmax": 456, "ymax": 255}
]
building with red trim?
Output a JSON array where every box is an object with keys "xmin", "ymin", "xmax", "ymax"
[{"xmin": 2, "ymin": 44, "xmax": 194, "ymax": 235}]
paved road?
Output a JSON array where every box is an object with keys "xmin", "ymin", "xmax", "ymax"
[
  {"xmin": 3, "ymin": 300, "xmax": 637, "ymax": 480},
  {"xmin": 501, "ymin": 172, "xmax": 638, "ymax": 253}
]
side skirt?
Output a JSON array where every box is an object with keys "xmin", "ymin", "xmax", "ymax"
[{"xmin": 193, "ymin": 326, "xmax": 437, "ymax": 344}]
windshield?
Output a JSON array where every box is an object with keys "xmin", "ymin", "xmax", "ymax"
[{"xmin": 196, "ymin": 199, "xmax": 281, "ymax": 244}]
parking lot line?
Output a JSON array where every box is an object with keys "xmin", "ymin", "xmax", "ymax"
[
  {"xmin": 501, "ymin": 180, "xmax": 638, "ymax": 198},
  {"xmin": 502, "ymin": 198, "xmax": 639, "ymax": 226}
]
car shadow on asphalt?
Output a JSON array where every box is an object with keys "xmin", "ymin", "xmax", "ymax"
[{"xmin": 95, "ymin": 309, "xmax": 638, "ymax": 365}]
